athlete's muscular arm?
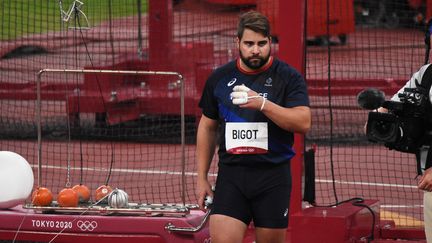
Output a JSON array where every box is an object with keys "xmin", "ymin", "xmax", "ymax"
[
  {"xmin": 239, "ymin": 90, "xmax": 311, "ymax": 134},
  {"xmin": 196, "ymin": 114, "xmax": 218, "ymax": 210},
  {"xmin": 261, "ymin": 102, "xmax": 311, "ymax": 134}
]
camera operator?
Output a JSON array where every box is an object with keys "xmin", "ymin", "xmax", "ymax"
[
  {"xmin": 366, "ymin": 63, "xmax": 432, "ymax": 241},
  {"xmin": 395, "ymin": 64, "xmax": 432, "ymax": 242}
]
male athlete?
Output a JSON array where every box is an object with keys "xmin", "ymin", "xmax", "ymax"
[{"xmin": 196, "ymin": 11, "xmax": 311, "ymax": 243}]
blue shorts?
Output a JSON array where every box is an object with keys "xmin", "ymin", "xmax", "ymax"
[{"xmin": 210, "ymin": 162, "xmax": 291, "ymax": 228}]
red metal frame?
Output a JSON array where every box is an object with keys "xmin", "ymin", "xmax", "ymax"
[{"xmin": 279, "ymin": 0, "xmax": 306, "ymax": 218}]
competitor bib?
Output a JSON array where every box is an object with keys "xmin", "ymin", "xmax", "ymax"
[{"xmin": 225, "ymin": 122, "xmax": 268, "ymax": 154}]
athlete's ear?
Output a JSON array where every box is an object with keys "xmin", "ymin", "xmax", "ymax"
[{"xmin": 235, "ymin": 37, "xmax": 240, "ymax": 48}]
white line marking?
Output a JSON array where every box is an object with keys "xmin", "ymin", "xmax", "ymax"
[
  {"xmin": 316, "ymin": 178, "xmax": 418, "ymax": 189},
  {"xmin": 33, "ymin": 165, "xmax": 415, "ymax": 188},
  {"xmin": 381, "ymin": 205, "xmax": 423, "ymax": 208},
  {"xmin": 31, "ymin": 164, "xmax": 218, "ymax": 177}
]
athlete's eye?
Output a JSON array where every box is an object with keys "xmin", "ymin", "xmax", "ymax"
[
  {"xmin": 258, "ymin": 41, "xmax": 268, "ymax": 47},
  {"xmin": 243, "ymin": 41, "xmax": 254, "ymax": 47}
]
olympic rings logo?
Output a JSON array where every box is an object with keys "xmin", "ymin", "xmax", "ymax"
[{"xmin": 76, "ymin": 220, "xmax": 98, "ymax": 231}]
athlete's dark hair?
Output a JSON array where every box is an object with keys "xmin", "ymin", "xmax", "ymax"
[{"xmin": 237, "ymin": 11, "xmax": 271, "ymax": 39}]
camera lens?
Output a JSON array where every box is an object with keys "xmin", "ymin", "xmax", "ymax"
[
  {"xmin": 369, "ymin": 120, "xmax": 398, "ymax": 142},
  {"xmin": 372, "ymin": 121, "xmax": 398, "ymax": 142}
]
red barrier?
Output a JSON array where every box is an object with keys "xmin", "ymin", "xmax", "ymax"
[
  {"xmin": 258, "ymin": 0, "xmax": 355, "ymax": 43},
  {"xmin": 205, "ymin": 0, "xmax": 256, "ymax": 5},
  {"xmin": 291, "ymin": 200, "xmax": 381, "ymax": 243}
]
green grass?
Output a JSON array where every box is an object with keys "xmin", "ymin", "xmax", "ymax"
[{"xmin": 0, "ymin": 0, "xmax": 148, "ymax": 40}]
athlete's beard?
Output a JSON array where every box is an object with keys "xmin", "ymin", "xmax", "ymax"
[{"xmin": 239, "ymin": 50, "xmax": 271, "ymax": 70}]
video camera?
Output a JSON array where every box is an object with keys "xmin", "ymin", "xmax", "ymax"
[{"xmin": 358, "ymin": 87, "xmax": 432, "ymax": 153}]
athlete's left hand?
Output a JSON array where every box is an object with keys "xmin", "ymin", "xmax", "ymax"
[{"xmin": 419, "ymin": 167, "xmax": 432, "ymax": 191}]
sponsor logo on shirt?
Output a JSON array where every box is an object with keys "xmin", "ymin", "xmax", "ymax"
[
  {"xmin": 227, "ymin": 78, "xmax": 237, "ymax": 87},
  {"xmin": 265, "ymin": 77, "xmax": 273, "ymax": 87}
]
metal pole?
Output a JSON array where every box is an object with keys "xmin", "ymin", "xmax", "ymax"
[
  {"xmin": 137, "ymin": 0, "xmax": 143, "ymax": 59},
  {"xmin": 39, "ymin": 68, "xmax": 181, "ymax": 76},
  {"xmin": 179, "ymin": 74, "xmax": 186, "ymax": 206},
  {"xmin": 36, "ymin": 71, "xmax": 43, "ymax": 188},
  {"xmin": 279, "ymin": 0, "xmax": 306, "ymax": 215}
]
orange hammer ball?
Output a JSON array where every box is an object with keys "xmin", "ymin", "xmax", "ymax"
[
  {"xmin": 57, "ymin": 188, "xmax": 79, "ymax": 207},
  {"xmin": 31, "ymin": 187, "xmax": 53, "ymax": 206},
  {"xmin": 72, "ymin": 184, "xmax": 91, "ymax": 203},
  {"xmin": 95, "ymin": 185, "xmax": 113, "ymax": 202}
]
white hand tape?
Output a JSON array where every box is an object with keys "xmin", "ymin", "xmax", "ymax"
[
  {"xmin": 232, "ymin": 97, "xmax": 248, "ymax": 105},
  {"xmin": 230, "ymin": 91, "xmax": 248, "ymax": 99},
  {"xmin": 233, "ymin": 84, "xmax": 250, "ymax": 92},
  {"xmin": 231, "ymin": 85, "xmax": 250, "ymax": 105},
  {"xmin": 231, "ymin": 91, "xmax": 248, "ymax": 105}
]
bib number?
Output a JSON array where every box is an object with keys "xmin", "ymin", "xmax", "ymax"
[{"xmin": 225, "ymin": 122, "xmax": 268, "ymax": 154}]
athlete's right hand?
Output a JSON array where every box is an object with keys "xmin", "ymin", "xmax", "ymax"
[{"xmin": 197, "ymin": 178, "xmax": 214, "ymax": 211}]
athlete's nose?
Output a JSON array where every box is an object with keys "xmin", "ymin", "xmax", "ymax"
[{"xmin": 251, "ymin": 44, "xmax": 260, "ymax": 55}]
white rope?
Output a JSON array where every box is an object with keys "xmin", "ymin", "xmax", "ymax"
[{"xmin": 260, "ymin": 97, "xmax": 266, "ymax": 111}]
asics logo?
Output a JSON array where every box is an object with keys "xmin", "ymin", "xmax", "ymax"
[
  {"xmin": 227, "ymin": 78, "xmax": 237, "ymax": 87},
  {"xmin": 77, "ymin": 220, "xmax": 98, "ymax": 231}
]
